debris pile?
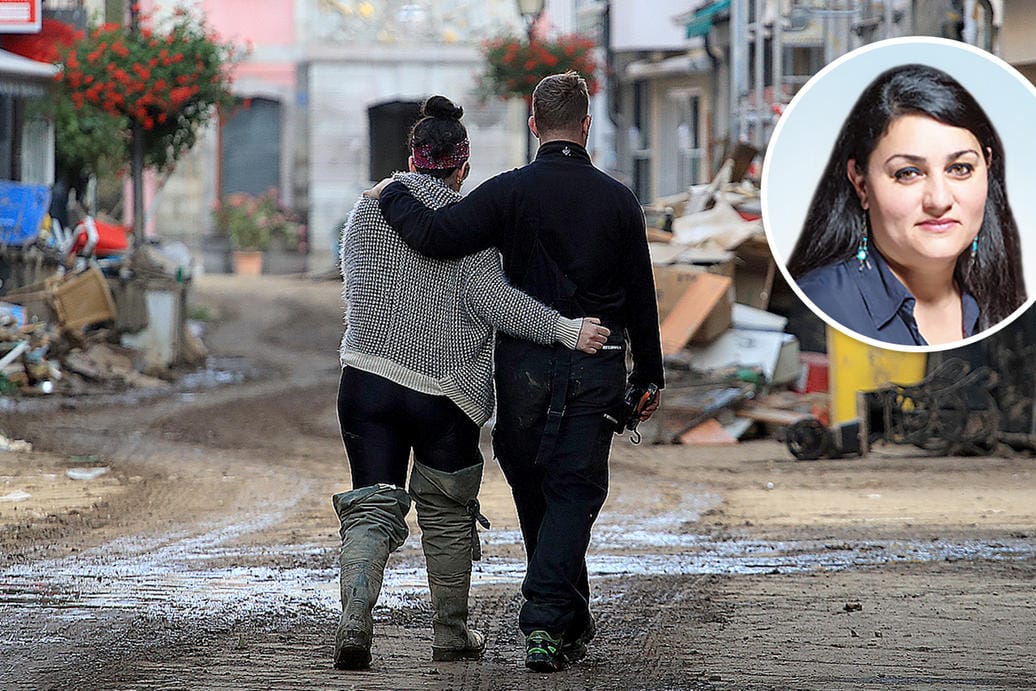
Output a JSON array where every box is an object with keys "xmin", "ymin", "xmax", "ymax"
[
  {"xmin": 639, "ymin": 157, "xmax": 828, "ymax": 446},
  {"xmin": 1, "ymin": 243, "xmax": 204, "ymax": 399},
  {"xmin": 1, "ymin": 298, "xmax": 170, "ymax": 397},
  {"xmin": 0, "ymin": 318, "xmax": 61, "ymax": 395}
]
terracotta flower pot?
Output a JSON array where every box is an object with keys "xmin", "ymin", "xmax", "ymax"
[{"xmin": 231, "ymin": 250, "xmax": 264, "ymax": 276}]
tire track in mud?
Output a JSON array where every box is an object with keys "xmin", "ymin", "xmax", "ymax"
[
  {"xmin": 0, "ymin": 481, "xmax": 326, "ymax": 689},
  {"xmin": 24, "ymin": 573, "xmax": 722, "ymax": 691},
  {"xmin": 4, "ymin": 276, "xmax": 1035, "ymax": 688}
]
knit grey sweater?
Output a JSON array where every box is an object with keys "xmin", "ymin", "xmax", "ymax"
[{"xmin": 339, "ymin": 172, "xmax": 581, "ymax": 425}]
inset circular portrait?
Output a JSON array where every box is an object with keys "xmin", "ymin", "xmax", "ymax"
[{"xmin": 762, "ymin": 37, "xmax": 1036, "ymax": 352}]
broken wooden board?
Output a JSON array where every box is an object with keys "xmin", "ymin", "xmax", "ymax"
[
  {"xmin": 677, "ymin": 418, "xmax": 739, "ymax": 445},
  {"xmin": 659, "ymin": 272, "xmax": 732, "ymax": 354}
]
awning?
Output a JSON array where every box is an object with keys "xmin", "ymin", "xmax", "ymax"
[
  {"xmin": 1, "ymin": 18, "xmax": 80, "ymax": 64},
  {"xmin": 0, "ymin": 48, "xmax": 57, "ymax": 97},
  {"xmin": 685, "ymin": 0, "xmax": 731, "ymax": 38},
  {"xmin": 625, "ymin": 50, "xmax": 712, "ymax": 81}
]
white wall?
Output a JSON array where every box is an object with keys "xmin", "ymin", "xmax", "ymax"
[
  {"xmin": 1000, "ymin": 0, "xmax": 1036, "ymax": 66},
  {"xmin": 610, "ymin": 0, "xmax": 698, "ymax": 51},
  {"xmin": 306, "ymin": 47, "xmax": 525, "ymax": 268}
]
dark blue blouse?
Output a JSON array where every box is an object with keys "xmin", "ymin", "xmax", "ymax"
[{"xmin": 795, "ymin": 251, "xmax": 979, "ymax": 346}]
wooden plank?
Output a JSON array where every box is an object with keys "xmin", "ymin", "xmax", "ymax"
[
  {"xmin": 735, "ymin": 403, "xmax": 811, "ymax": 426},
  {"xmin": 659, "ymin": 272, "xmax": 732, "ymax": 354},
  {"xmin": 646, "ymin": 228, "xmax": 672, "ymax": 244},
  {"xmin": 678, "ymin": 418, "xmax": 739, "ymax": 446}
]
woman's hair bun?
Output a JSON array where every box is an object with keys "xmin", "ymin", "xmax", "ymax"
[{"xmin": 422, "ymin": 95, "xmax": 464, "ymax": 120}]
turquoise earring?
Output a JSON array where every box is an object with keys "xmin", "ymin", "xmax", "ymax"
[
  {"xmin": 857, "ymin": 235, "xmax": 870, "ymax": 271},
  {"xmin": 971, "ymin": 235, "xmax": 978, "ymax": 259},
  {"xmin": 857, "ymin": 208, "xmax": 872, "ymax": 271}
]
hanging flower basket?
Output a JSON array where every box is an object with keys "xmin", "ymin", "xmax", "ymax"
[
  {"xmin": 52, "ymin": 7, "xmax": 238, "ymax": 173},
  {"xmin": 479, "ymin": 33, "xmax": 600, "ymax": 105}
]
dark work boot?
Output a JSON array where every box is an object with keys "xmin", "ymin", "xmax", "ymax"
[
  {"xmin": 331, "ymin": 484, "xmax": 411, "ymax": 670},
  {"xmin": 561, "ymin": 614, "xmax": 596, "ymax": 663},
  {"xmin": 525, "ymin": 629, "xmax": 565, "ymax": 672},
  {"xmin": 409, "ymin": 461, "xmax": 488, "ymax": 662}
]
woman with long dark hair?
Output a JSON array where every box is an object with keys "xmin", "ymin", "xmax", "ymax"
[
  {"xmin": 788, "ymin": 63, "xmax": 1026, "ymax": 346},
  {"xmin": 332, "ymin": 96, "xmax": 607, "ymax": 669}
]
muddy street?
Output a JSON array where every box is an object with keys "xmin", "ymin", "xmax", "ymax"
[{"xmin": 1, "ymin": 275, "xmax": 1034, "ymax": 690}]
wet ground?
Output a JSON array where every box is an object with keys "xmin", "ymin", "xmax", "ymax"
[{"xmin": 1, "ymin": 275, "xmax": 1034, "ymax": 690}]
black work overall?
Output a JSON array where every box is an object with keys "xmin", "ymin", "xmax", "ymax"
[{"xmin": 493, "ymin": 331, "xmax": 625, "ymax": 639}]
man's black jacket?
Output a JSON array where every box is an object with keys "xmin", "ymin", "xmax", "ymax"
[{"xmin": 379, "ymin": 140, "xmax": 664, "ymax": 389}]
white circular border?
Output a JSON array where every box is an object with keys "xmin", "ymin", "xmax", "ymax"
[{"xmin": 761, "ymin": 36, "xmax": 1036, "ymax": 353}]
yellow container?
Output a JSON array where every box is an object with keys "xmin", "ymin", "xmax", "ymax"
[{"xmin": 827, "ymin": 327, "xmax": 927, "ymax": 424}]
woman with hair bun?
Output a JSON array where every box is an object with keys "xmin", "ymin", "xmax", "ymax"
[
  {"xmin": 788, "ymin": 63, "xmax": 1026, "ymax": 346},
  {"xmin": 330, "ymin": 95, "xmax": 608, "ymax": 670}
]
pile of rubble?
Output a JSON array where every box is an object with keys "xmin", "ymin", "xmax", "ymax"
[
  {"xmin": 1, "ymin": 246, "xmax": 206, "ymax": 399},
  {"xmin": 639, "ymin": 158, "xmax": 828, "ymax": 447}
]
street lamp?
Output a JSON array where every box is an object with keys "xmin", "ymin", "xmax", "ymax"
[
  {"xmin": 128, "ymin": 3, "xmax": 145, "ymax": 244},
  {"xmin": 516, "ymin": 0, "xmax": 545, "ymax": 162}
]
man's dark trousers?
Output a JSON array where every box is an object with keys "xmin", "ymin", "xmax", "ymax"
[{"xmin": 492, "ymin": 334, "xmax": 625, "ymax": 639}]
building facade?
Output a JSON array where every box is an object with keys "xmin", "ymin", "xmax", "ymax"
[
  {"xmin": 599, "ymin": 0, "xmax": 1004, "ymax": 207},
  {"xmin": 143, "ymin": 0, "xmax": 533, "ymax": 272}
]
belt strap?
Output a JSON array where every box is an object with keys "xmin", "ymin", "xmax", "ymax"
[
  {"xmin": 465, "ymin": 499, "xmax": 491, "ymax": 561},
  {"xmin": 534, "ymin": 349, "xmax": 572, "ymax": 465}
]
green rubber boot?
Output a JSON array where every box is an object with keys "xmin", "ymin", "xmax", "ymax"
[
  {"xmin": 331, "ymin": 484, "xmax": 410, "ymax": 670},
  {"xmin": 409, "ymin": 461, "xmax": 489, "ymax": 661}
]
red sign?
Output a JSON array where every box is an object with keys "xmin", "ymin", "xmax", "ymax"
[{"xmin": 0, "ymin": 0, "xmax": 41, "ymax": 33}]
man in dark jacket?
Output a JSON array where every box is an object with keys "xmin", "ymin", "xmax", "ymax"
[{"xmin": 375, "ymin": 71, "xmax": 664, "ymax": 672}]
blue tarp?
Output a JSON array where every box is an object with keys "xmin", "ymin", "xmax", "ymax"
[{"xmin": 0, "ymin": 181, "xmax": 50, "ymax": 246}]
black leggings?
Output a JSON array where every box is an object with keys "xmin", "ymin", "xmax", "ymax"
[{"xmin": 337, "ymin": 366, "xmax": 484, "ymax": 488}]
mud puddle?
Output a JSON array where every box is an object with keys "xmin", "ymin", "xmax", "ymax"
[
  {"xmin": 2, "ymin": 505, "xmax": 1031, "ymax": 630},
  {"xmin": 0, "ymin": 356, "xmax": 260, "ymax": 416},
  {"xmin": 176, "ymin": 355, "xmax": 260, "ymax": 394}
]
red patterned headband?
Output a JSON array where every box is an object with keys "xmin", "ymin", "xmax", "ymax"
[{"xmin": 413, "ymin": 139, "xmax": 469, "ymax": 170}]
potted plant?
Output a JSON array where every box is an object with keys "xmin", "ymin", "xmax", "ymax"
[{"xmin": 212, "ymin": 190, "xmax": 303, "ymax": 275}]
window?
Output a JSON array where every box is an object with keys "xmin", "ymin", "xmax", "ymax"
[{"xmin": 657, "ymin": 88, "xmax": 705, "ymax": 198}]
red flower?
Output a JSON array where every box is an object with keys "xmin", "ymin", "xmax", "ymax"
[
  {"xmin": 481, "ymin": 33, "xmax": 599, "ymax": 101},
  {"xmin": 52, "ymin": 6, "xmax": 237, "ymax": 171},
  {"xmin": 169, "ymin": 86, "xmax": 193, "ymax": 107}
]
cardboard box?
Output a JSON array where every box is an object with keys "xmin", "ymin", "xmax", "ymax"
[
  {"xmin": 732, "ymin": 234, "xmax": 777, "ymax": 309},
  {"xmin": 654, "ymin": 263, "xmax": 733, "ymax": 327},
  {"xmin": 658, "ymin": 271, "xmax": 733, "ymax": 353},
  {"xmin": 688, "ymin": 328, "xmax": 802, "ymax": 386}
]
